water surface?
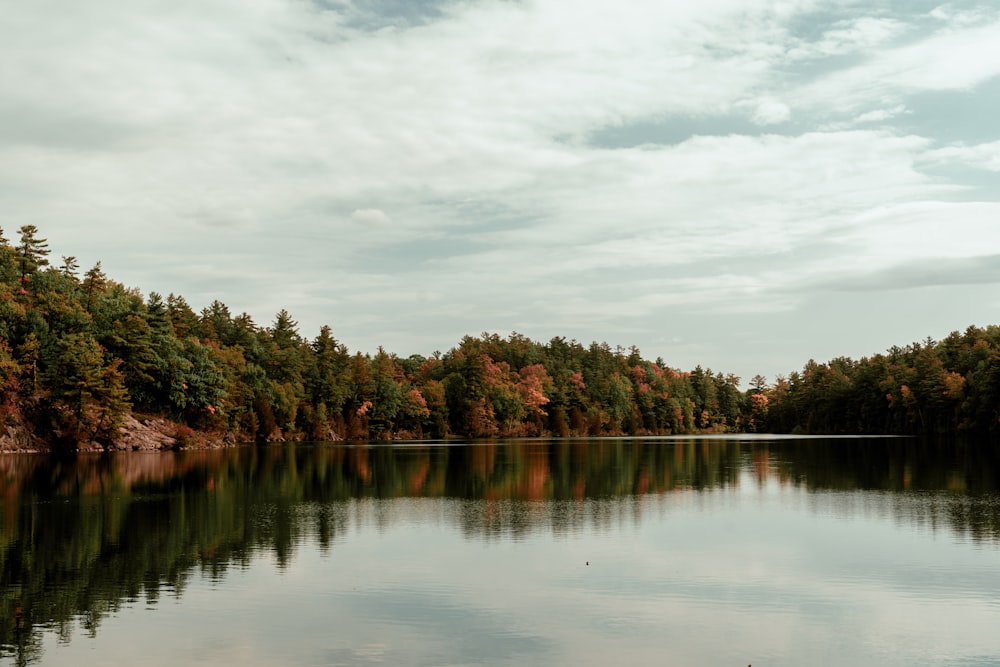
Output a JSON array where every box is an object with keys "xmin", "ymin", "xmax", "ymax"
[{"xmin": 2, "ymin": 436, "xmax": 1000, "ymax": 666}]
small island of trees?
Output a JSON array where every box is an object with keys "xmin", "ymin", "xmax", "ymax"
[{"xmin": 1, "ymin": 225, "xmax": 998, "ymax": 451}]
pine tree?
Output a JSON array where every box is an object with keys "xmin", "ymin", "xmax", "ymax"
[
  {"xmin": 0, "ymin": 227, "xmax": 17, "ymax": 282},
  {"xmin": 94, "ymin": 358, "xmax": 132, "ymax": 442},
  {"xmin": 308, "ymin": 325, "xmax": 349, "ymax": 414},
  {"xmin": 166, "ymin": 293, "xmax": 198, "ymax": 340},
  {"xmin": 82, "ymin": 262, "xmax": 106, "ymax": 314},
  {"xmin": 17, "ymin": 224, "xmax": 50, "ymax": 282},
  {"xmin": 60, "ymin": 256, "xmax": 79, "ymax": 280},
  {"xmin": 42, "ymin": 332, "xmax": 108, "ymax": 441}
]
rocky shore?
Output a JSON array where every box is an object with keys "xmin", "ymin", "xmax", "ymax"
[{"xmin": 0, "ymin": 412, "xmax": 242, "ymax": 453}]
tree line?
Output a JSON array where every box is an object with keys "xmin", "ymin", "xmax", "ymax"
[
  {"xmin": 765, "ymin": 327, "xmax": 1000, "ymax": 435},
  {"xmin": 0, "ymin": 225, "xmax": 997, "ymax": 448}
]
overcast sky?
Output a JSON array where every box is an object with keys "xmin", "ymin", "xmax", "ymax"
[{"xmin": 4, "ymin": 0, "xmax": 999, "ymax": 383}]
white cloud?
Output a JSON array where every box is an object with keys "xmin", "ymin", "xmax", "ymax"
[
  {"xmin": 920, "ymin": 140, "xmax": 1000, "ymax": 172},
  {"xmin": 350, "ymin": 208, "xmax": 392, "ymax": 225},
  {"xmin": 788, "ymin": 16, "xmax": 909, "ymax": 59},
  {"xmin": 928, "ymin": 3, "xmax": 995, "ymax": 27},
  {"xmin": 1, "ymin": 0, "xmax": 998, "ymax": 378},
  {"xmin": 748, "ymin": 98, "xmax": 792, "ymax": 125},
  {"xmin": 796, "ymin": 17, "xmax": 1000, "ymax": 114},
  {"xmin": 853, "ymin": 105, "xmax": 908, "ymax": 124}
]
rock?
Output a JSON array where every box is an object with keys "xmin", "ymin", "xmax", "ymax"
[
  {"xmin": 0, "ymin": 415, "xmax": 44, "ymax": 453},
  {"xmin": 117, "ymin": 416, "xmax": 177, "ymax": 451}
]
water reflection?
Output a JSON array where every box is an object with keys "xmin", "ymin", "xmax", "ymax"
[{"xmin": 2, "ymin": 436, "xmax": 999, "ymax": 665}]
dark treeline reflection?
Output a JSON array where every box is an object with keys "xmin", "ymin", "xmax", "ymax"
[{"xmin": 3, "ymin": 437, "xmax": 1000, "ymax": 664}]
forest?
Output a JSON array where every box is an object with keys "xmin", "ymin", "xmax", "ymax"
[{"xmin": 1, "ymin": 225, "xmax": 999, "ymax": 450}]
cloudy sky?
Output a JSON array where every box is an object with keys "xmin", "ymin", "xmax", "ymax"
[{"xmin": 4, "ymin": 0, "xmax": 999, "ymax": 382}]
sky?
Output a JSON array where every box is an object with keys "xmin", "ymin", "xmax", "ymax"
[{"xmin": 3, "ymin": 0, "xmax": 1000, "ymax": 383}]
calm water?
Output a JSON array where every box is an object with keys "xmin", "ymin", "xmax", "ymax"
[{"xmin": 3, "ymin": 436, "xmax": 1000, "ymax": 666}]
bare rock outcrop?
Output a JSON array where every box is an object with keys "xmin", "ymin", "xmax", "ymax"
[
  {"xmin": 114, "ymin": 416, "xmax": 179, "ymax": 451},
  {"xmin": 0, "ymin": 422, "xmax": 44, "ymax": 452}
]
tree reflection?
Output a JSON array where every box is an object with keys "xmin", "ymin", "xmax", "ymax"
[{"xmin": 2, "ymin": 437, "xmax": 999, "ymax": 664}]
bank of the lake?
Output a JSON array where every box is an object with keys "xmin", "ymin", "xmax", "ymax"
[{"xmin": 0, "ymin": 411, "xmax": 245, "ymax": 453}]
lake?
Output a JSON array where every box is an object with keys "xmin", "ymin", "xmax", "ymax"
[{"xmin": 2, "ymin": 435, "xmax": 1000, "ymax": 666}]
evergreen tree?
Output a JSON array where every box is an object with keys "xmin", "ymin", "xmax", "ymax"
[
  {"xmin": 308, "ymin": 325, "xmax": 349, "ymax": 416},
  {"xmin": 166, "ymin": 293, "xmax": 198, "ymax": 340},
  {"xmin": 17, "ymin": 224, "xmax": 50, "ymax": 282},
  {"xmin": 60, "ymin": 255, "xmax": 79, "ymax": 280},
  {"xmin": 82, "ymin": 262, "xmax": 107, "ymax": 314},
  {"xmin": 41, "ymin": 332, "xmax": 119, "ymax": 443}
]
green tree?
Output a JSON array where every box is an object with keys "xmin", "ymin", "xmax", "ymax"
[
  {"xmin": 41, "ymin": 332, "xmax": 130, "ymax": 444},
  {"xmin": 166, "ymin": 293, "xmax": 199, "ymax": 340},
  {"xmin": 307, "ymin": 325, "xmax": 349, "ymax": 419},
  {"xmin": 369, "ymin": 347, "xmax": 403, "ymax": 437},
  {"xmin": 82, "ymin": 262, "xmax": 107, "ymax": 314},
  {"xmin": 17, "ymin": 224, "xmax": 50, "ymax": 282},
  {"xmin": 60, "ymin": 255, "xmax": 80, "ymax": 280}
]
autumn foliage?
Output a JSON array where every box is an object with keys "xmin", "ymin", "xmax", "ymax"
[{"xmin": 1, "ymin": 226, "xmax": 998, "ymax": 449}]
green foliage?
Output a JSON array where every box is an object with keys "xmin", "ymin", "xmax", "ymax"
[
  {"xmin": 40, "ymin": 332, "xmax": 131, "ymax": 444},
  {"xmin": 17, "ymin": 224, "xmax": 50, "ymax": 281},
  {"xmin": 1, "ymin": 225, "xmax": 998, "ymax": 448},
  {"xmin": 763, "ymin": 326, "xmax": 1000, "ymax": 435}
]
